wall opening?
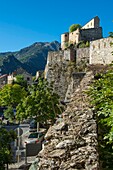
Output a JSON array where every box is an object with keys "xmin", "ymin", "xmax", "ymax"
[
  {"xmin": 98, "ymin": 43, "xmax": 100, "ymax": 49},
  {"xmin": 104, "ymin": 42, "xmax": 106, "ymax": 48}
]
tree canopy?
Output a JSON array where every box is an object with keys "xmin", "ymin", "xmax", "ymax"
[
  {"xmin": 13, "ymin": 74, "xmax": 27, "ymax": 88},
  {"xmin": 16, "ymin": 78, "xmax": 63, "ymax": 125},
  {"xmin": 87, "ymin": 66, "xmax": 113, "ymax": 169},
  {"xmin": 69, "ymin": 24, "xmax": 81, "ymax": 33},
  {"xmin": 0, "ymin": 84, "xmax": 27, "ymax": 120},
  {"xmin": 0, "ymin": 128, "xmax": 17, "ymax": 169}
]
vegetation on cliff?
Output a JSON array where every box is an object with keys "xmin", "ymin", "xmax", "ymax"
[
  {"xmin": 87, "ymin": 64, "xmax": 113, "ymax": 169},
  {"xmin": 69, "ymin": 24, "xmax": 81, "ymax": 33}
]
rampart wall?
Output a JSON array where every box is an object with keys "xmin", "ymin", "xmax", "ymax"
[
  {"xmin": 47, "ymin": 51, "xmax": 64, "ymax": 64},
  {"xmin": 90, "ymin": 37, "xmax": 113, "ymax": 64},
  {"xmin": 76, "ymin": 47, "xmax": 90, "ymax": 65}
]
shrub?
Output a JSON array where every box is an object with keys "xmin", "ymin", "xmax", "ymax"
[{"xmin": 69, "ymin": 24, "xmax": 81, "ymax": 33}]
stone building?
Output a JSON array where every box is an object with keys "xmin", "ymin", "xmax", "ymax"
[
  {"xmin": 0, "ymin": 74, "xmax": 8, "ymax": 88},
  {"xmin": 61, "ymin": 16, "xmax": 103, "ymax": 50},
  {"xmin": 37, "ymin": 16, "xmax": 113, "ymax": 170},
  {"xmin": 7, "ymin": 68, "xmax": 32, "ymax": 85}
]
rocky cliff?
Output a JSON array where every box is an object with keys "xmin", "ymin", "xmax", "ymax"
[{"xmin": 37, "ymin": 71, "xmax": 99, "ymax": 170}]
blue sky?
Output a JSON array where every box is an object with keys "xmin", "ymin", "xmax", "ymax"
[{"xmin": 0, "ymin": 0, "xmax": 112, "ymax": 52}]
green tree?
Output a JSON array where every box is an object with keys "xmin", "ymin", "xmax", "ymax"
[
  {"xmin": 13, "ymin": 74, "xmax": 27, "ymax": 88},
  {"xmin": 0, "ymin": 128, "xmax": 17, "ymax": 170},
  {"xmin": 4, "ymin": 106, "xmax": 14, "ymax": 121},
  {"xmin": 87, "ymin": 33, "xmax": 113, "ymax": 169},
  {"xmin": 87, "ymin": 66, "xmax": 113, "ymax": 169},
  {"xmin": 0, "ymin": 84, "xmax": 27, "ymax": 108},
  {"xmin": 16, "ymin": 78, "xmax": 63, "ymax": 126},
  {"xmin": 69, "ymin": 24, "xmax": 81, "ymax": 33},
  {"xmin": 0, "ymin": 84, "xmax": 27, "ymax": 120},
  {"xmin": 109, "ymin": 32, "xmax": 113, "ymax": 38}
]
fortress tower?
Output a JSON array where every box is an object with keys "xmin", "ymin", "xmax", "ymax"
[
  {"xmin": 61, "ymin": 16, "xmax": 103, "ymax": 50},
  {"xmin": 61, "ymin": 32, "xmax": 69, "ymax": 50},
  {"xmin": 82, "ymin": 16, "xmax": 100, "ymax": 29}
]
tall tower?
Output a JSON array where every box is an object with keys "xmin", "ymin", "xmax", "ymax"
[{"xmin": 61, "ymin": 32, "xmax": 69, "ymax": 50}]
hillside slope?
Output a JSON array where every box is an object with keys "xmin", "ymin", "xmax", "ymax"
[{"xmin": 0, "ymin": 41, "xmax": 60, "ymax": 75}]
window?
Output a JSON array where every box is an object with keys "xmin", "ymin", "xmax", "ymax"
[
  {"xmin": 27, "ymin": 77, "xmax": 30, "ymax": 81},
  {"xmin": 104, "ymin": 42, "xmax": 106, "ymax": 48}
]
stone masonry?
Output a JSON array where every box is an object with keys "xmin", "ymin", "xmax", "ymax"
[
  {"xmin": 37, "ymin": 71, "xmax": 98, "ymax": 170},
  {"xmin": 61, "ymin": 16, "xmax": 102, "ymax": 50},
  {"xmin": 38, "ymin": 16, "xmax": 113, "ymax": 170}
]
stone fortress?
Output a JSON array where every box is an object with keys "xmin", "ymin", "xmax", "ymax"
[
  {"xmin": 61, "ymin": 16, "xmax": 102, "ymax": 50},
  {"xmin": 45, "ymin": 16, "xmax": 113, "ymax": 77},
  {"xmin": 37, "ymin": 17, "xmax": 113, "ymax": 170},
  {"xmin": 44, "ymin": 16, "xmax": 113, "ymax": 100}
]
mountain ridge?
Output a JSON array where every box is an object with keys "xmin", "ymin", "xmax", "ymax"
[{"xmin": 0, "ymin": 41, "xmax": 60, "ymax": 75}]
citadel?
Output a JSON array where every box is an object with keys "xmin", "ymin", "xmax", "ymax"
[
  {"xmin": 45, "ymin": 16, "xmax": 113, "ymax": 80},
  {"xmin": 37, "ymin": 16, "xmax": 113, "ymax": 169}
]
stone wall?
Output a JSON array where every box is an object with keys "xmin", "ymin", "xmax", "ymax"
[
  {"xmin": 64, "ymin": 49, "xmax": 75, "ymax": 61},
  {"xmin": 45, "ymin": 60, "xmax": 77, "ymax": 100},
  {"xmin": 76, "ymin": 47, "xmax": 90, "ymax": 65},
  {"xmin": 47, "ymin": 51, "xmax": 64, "ymax": 64},
  {"xmin": 80, "ymin": 27, "xmax": 103, "ymax": 41},
  {"xmin": 65, "ymin": 72, "xmax": 86, "ymax": 102},
  {"xmin": 90, "ymin": 37, "xmax": 113, "ymax": 64},
  {"xmin": 37, "ymin": 72, "xmax": 99, "ymax": 170},
  {"xmin": 69, "ymin": 28, "xmax": 80, "ymax": 44},
  {"xmin": 61, "ymin": 33, "xmax": 69, "ymax": 50}
]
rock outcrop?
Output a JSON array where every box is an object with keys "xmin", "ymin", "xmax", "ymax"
[{"xmin": 37, "ymin": 71, "xmax": 99, "ymax": 170}]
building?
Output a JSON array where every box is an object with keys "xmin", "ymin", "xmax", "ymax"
[
  {"xmin": 0, "ymin": 74, "xmax": 8, "ymax": 88},
  {"xmin": 61, "ymin": 16, "xmax": 103, "ymax": 50},
  {"xmin": 7, "ymin": 68, "xmax": 32, "ymax": 85}
]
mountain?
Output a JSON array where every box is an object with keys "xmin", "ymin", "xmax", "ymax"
[{"xmin": 0, "ymin": 41, "xmax": 60, "ymax": 75}]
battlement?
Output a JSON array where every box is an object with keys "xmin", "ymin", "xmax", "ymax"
[
  {"xmin": 90, "ymin": 37, "xmax": 113, "ymax": 64},
  {"xmin": 47, "ymin": 51, "xmax": 64, "ymax": 64},
  {"xmin": 45, "ymin": 16, "xmax": 113, "ymax": 80}
]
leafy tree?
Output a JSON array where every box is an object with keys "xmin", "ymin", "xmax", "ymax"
[
  {"xmin": 0, "ymin": 84, "xmax": 27, "ymax": 108},
  {"xmin": 86, "ymin": 32, "xmax": 113, "ymax": 168},
  {"xmin": 77, "ymin": 41, "xmax": 90, "ymax": 48},
  {"xmin": 4, "ymin": 106, "xmax": 14, "ymax": 121},
  {"xmin": 16, "ymin": 78, "xmax": 63, "ymax": 126},
  {"xmin": 69, "ymin": 24, "xmax": 81, "ymax": 33},
  {"xmin": 13, "ymin": 74, "xmax": 27, "ymax": 88},
  {"xmin": 0, "ymin": 84, "xmax": 27, "ymax": 120},
  {"xmin": 109, "ymin": 32, "xmax": 113, "ymax": 38},
  {"xmin": 87, "ymin": 68, "xmax": 113, "ymax": 143},
  {"xmin": 0, "ymin": 128, "xmax": 17, "ymax": 170},
  {"xmin": 87, "ymin": 66, "xmax": 113, "ymax": 169}
]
